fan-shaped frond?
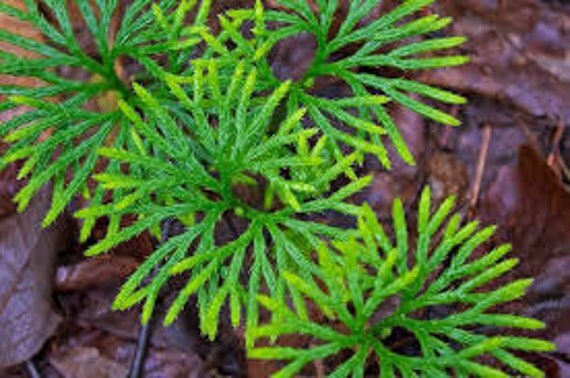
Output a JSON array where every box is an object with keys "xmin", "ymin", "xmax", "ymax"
[
  {"xmin": 0, "ymin": 0, "xmax": 211, "ymax": 225},
  {"xmin": 206, "ymin": 0, "xmax": 468, "ymax": 168},
  {"xmin": 76, "ymin": 61, "xmax": 366, "ymax": 340},
  {"xmin": 249, "ymin": 188, "xmax": 554, "ymax": 378}
]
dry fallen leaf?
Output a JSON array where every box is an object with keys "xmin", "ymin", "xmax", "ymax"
[
  {"xmin": 48, "ymin": 320, "xmax": 211, "ymax": 378},
  {"xmin": 50, "ymin": 347, "xmax": 129, "ymax": 378},
  {"xmin": 55, "ymin": 255, "xmax": 140, "ymax": 292},
  {"xmin": 513, "ymin": 145, "xmax": 570, "ymax": 259},
  {"xmin": 481, "ymin": 144, "xmax": 570, "ymax": 275},
  {"xmin": 426, "ymin": 0, "xmax": 570, "ymax": 125},
  {"xmin": 0, "ymin": 0, "xmax": 66, "ymax": 370},
  {"xmin": 478, "ymin": 144, "xmax": 570, "ymax": 371},
  {"xmin": 0, "ymin": 188, "xmax": 64, "ymax": 368}
]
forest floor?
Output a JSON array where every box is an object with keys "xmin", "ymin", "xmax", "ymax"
[{"xmin": 0, "ymin": 0, "xmax": 569, "ymax": 377}]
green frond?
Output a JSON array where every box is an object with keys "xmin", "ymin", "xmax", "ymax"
[
  {"xmin": 215, "ymin": 0, "xmax": 468, "ymax": 167},
  {"xmin": 0, "ymin": 0, "xmax": 213, "ymax": 224},
  {"xmin": 75, "ymin": 62, "xmax": 366, "ymax": 340},
  {"xmin": 249, "ymin": 187, "xmax": 553, "ymax": 377}
]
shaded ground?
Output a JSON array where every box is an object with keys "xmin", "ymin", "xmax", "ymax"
[{"xmin": 1, "ymin": 0, "xmax": 570, "ymax": 377}]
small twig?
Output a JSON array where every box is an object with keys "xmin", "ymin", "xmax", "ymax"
[
  {"xmin": 127, "ymin": 220, "xmax": 173, "ymax": 378},
  {"xmin": 547, "ymin": 123, "xmax": 564, "ymax": 168},
  {"xmin": 550, "ymin": 350, "xmax": 570, "ymax": 365},
  {"xmin": 469, "ymin": 124, "xmax": 492, "ymax": 215},
  {"xmin": 24, "ymin": 360, "xmax": 41, "ymax": 378},
  {"xmin": 524, "ymin": 297, "xmax": 570, "ymax": 318},
  {"xmin": 310, "ymin": 343, "xmax": 326, "ymax": 378},
  {"xmin": 314, "ymin": 359, "xmax": 326, "ymax": 378},
  {"xmin": 560, "ymin": 156, "xmax": 570, "ymax": 183},
  {"xmin": 128, "ymin": 323, "xmax": 152, "ymax": 378}
]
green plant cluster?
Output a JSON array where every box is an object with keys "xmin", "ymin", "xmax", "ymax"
[
  {"xmin": 251, "ymin": 188, "xmax": 553, "ymax": 377},
  {"xmin": 0, "ymin": 0, "xmax": 554, "ymax": 376}
]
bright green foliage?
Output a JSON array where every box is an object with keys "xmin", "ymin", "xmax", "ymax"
[
  {"xmin": 0, "ymin": 1, "xmax": 552, "ymax": 376},
  {"xmin": 211, "ymin": 0, "xmax": 468, "ymax": 167},
  {"xmin": 0, "ymin": 0, "xmax": 211, "ymax": 226},
  {"xmin": 249, "ymin": 188, "xmax": 554, "ymax": 378},
  {"xmin": 76, "ymin": 61, "xmax": 369, "ymax": 339}
]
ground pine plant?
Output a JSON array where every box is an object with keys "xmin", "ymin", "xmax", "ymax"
[{"xmin": 0, "ymin": 0, "xmax": 554, "ymax": 377}]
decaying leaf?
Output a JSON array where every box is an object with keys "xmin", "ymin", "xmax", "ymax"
[
  {"xmin": 55, "ymin": 255, "xmax": 140, "ymax": 292},
  {"xmin": 50, "ymin": 347, "xmax": 128, "ymax": 378},
  {"xmin": 479, "ymin": 145, "xmax": 570, "ymax": 369},
  {"xmin": 481, "ymin": 144, "xmax": 570, "ymax": 274},
  {"xmin": 426, "ymin": 0, "xmax": 570, "ymax": 125},
  {"xmin": 0, "ymin": 188, "xmax": 64, "ymax": 368},
  {"xmin": 48, "ymin": 318, "xmax": 210, "ymax": 378}
]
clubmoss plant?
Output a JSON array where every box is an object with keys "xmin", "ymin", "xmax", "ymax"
[
  {"xmin": 0, "ymin": 0, "xmax": 554, "ymax": 376},
  {"xmin": 0, "ymin": 0, "xmax": 211, "ymax": 227},
  {"xmin": 250, "ymin": 188, "xmax": 554, "ymax": 377},
  {"xmin": 209, "ymin": 0, "xmax": 468, "ymax": 168},
  {"xmin": 77, "ymin": 61, "xmax": 369, "ymax": 339}
]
